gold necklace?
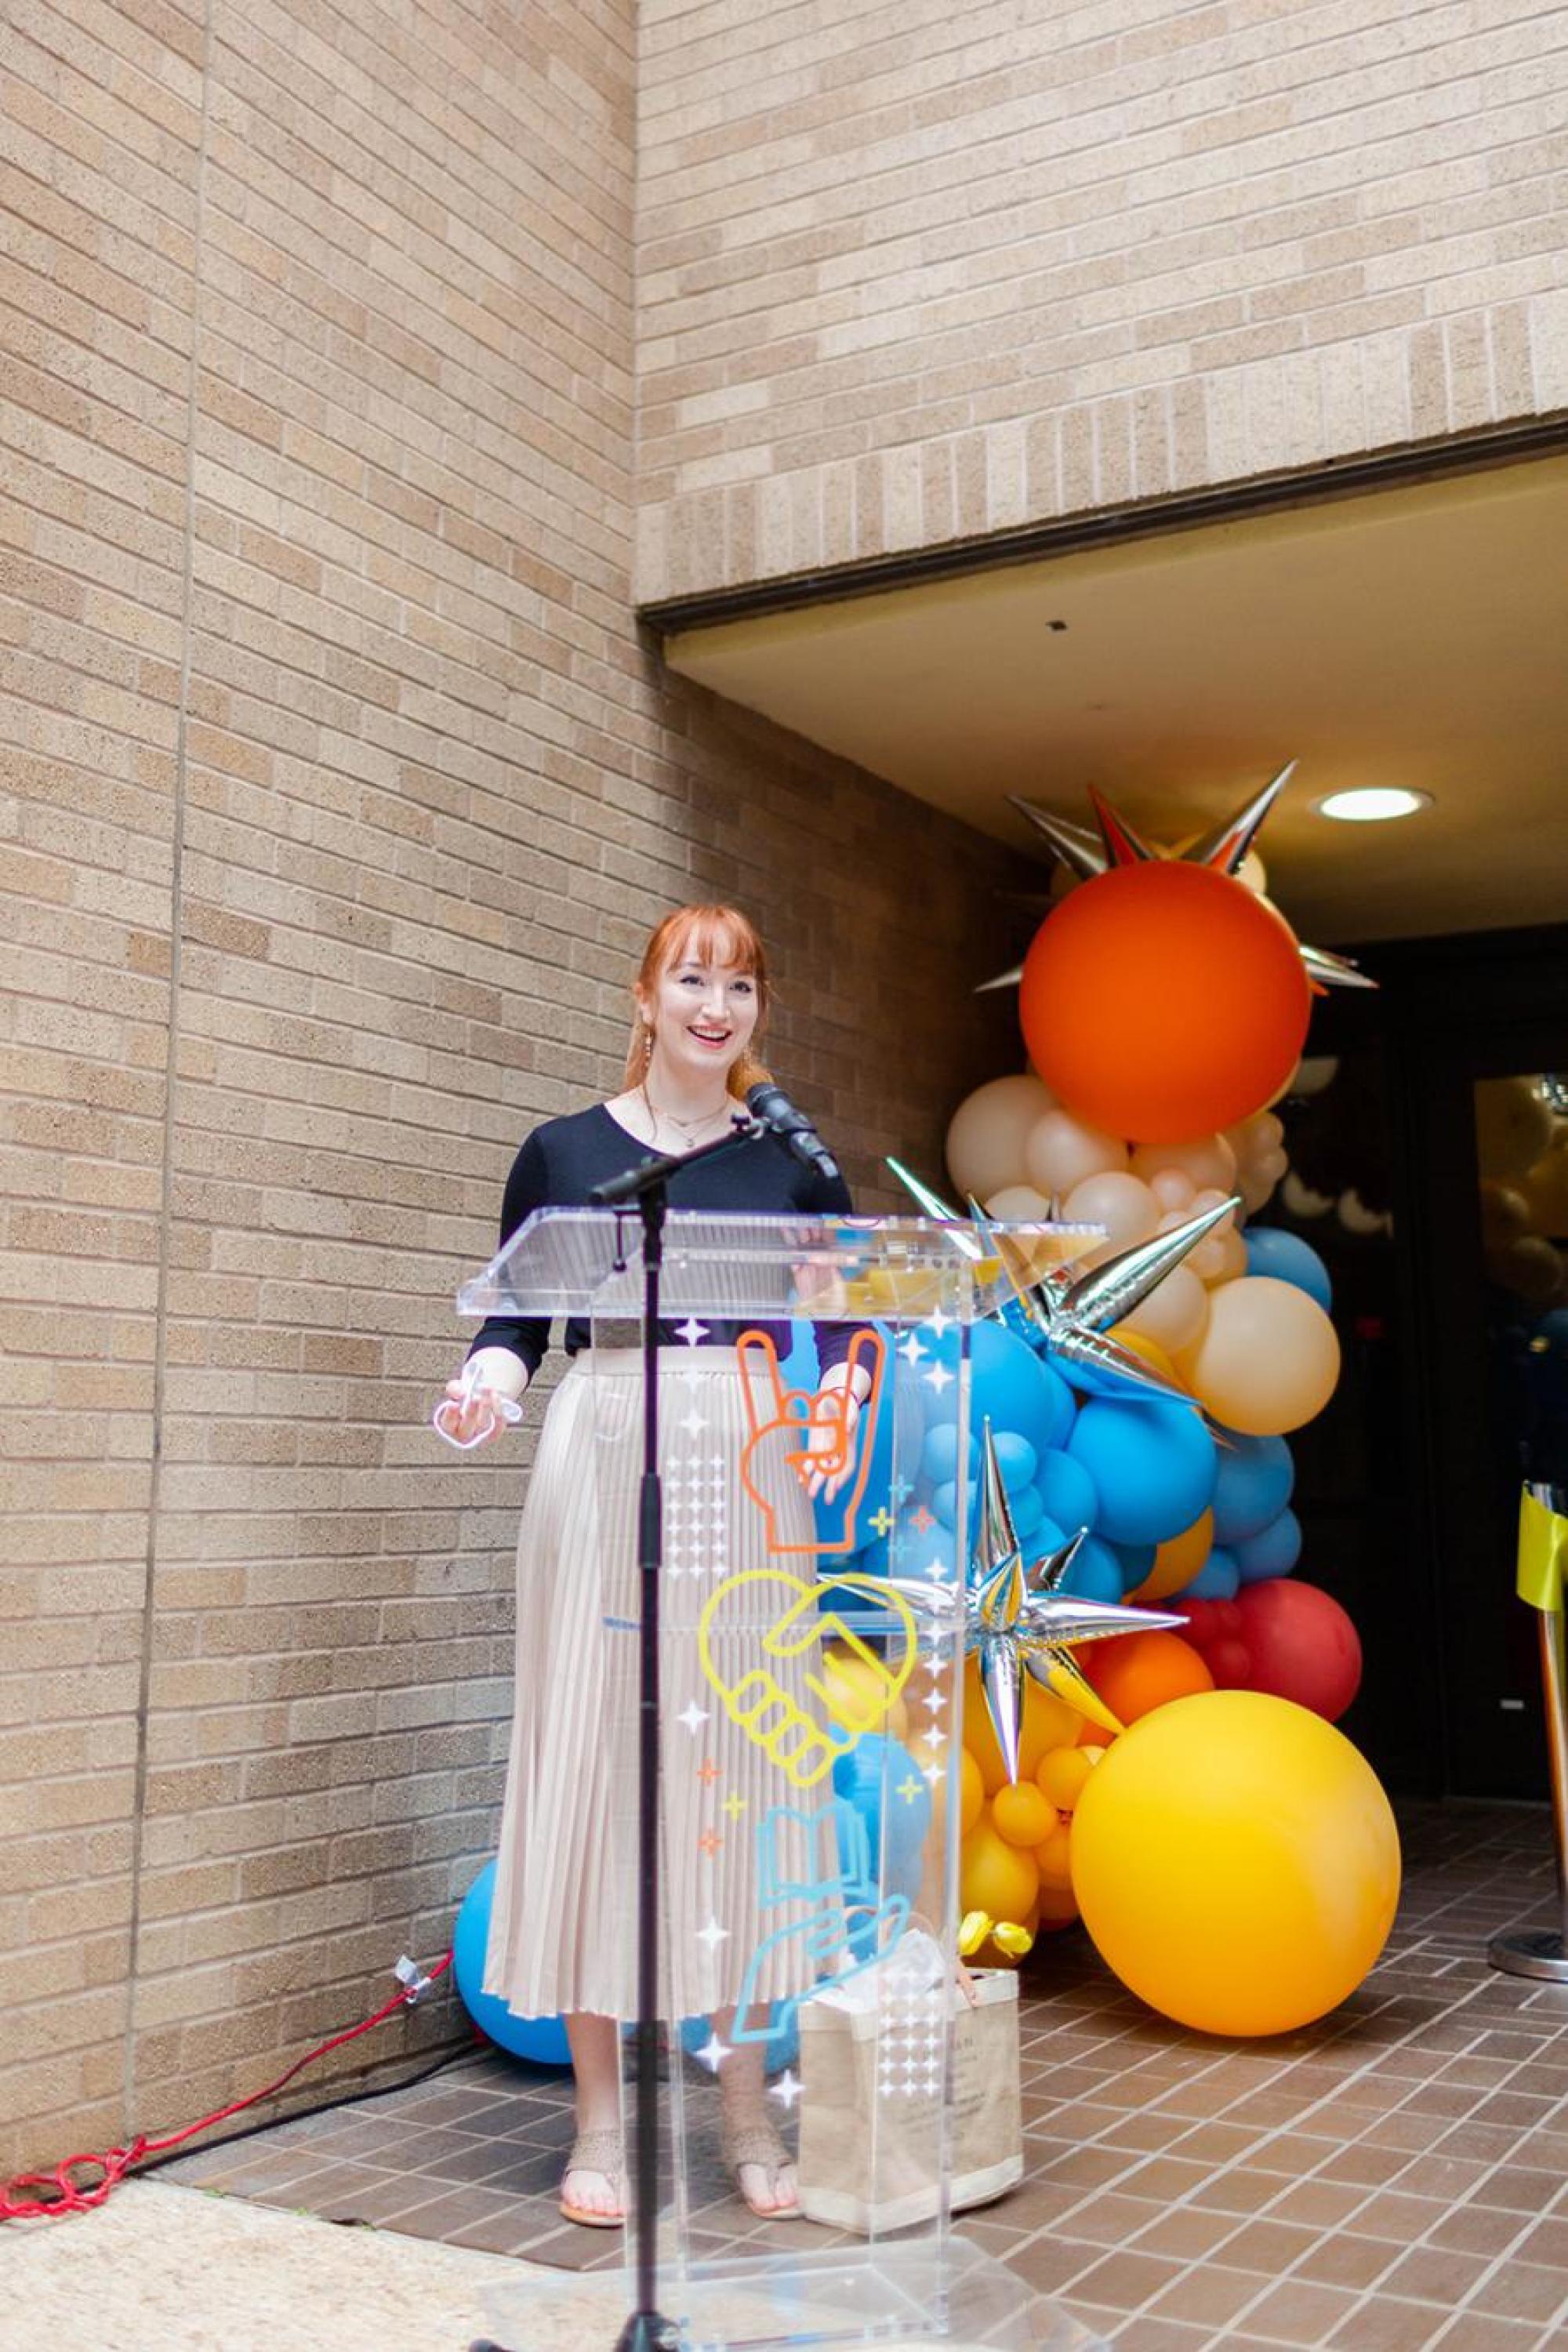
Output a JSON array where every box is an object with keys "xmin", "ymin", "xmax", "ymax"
[{"xmin": 641, "ymin": 1080, "xmax": 731, "ymax": 1145}]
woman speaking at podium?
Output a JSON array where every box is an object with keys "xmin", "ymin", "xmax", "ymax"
[{"xmin": 438, "ymin": 906, "xmax": 870, "ymax": 2231}]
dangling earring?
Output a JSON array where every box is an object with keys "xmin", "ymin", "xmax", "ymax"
[{"xmin": 641, "ymin": 1024, "xmax": 654, "ymax": 1067}]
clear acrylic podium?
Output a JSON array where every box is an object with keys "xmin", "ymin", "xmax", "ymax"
[{"xmin": 458, "ymin": 1207, "xmax": 1106, "ymax": 2352}]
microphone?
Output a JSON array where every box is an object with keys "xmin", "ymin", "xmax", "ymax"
[{"xmin": 745, "ymin": 1081, "xmax": 840, "ymax": 1184}]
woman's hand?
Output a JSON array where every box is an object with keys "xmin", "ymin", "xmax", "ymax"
[
  {"xmin": 433, "ymin": 1349, "xmax": 528, "ymax": 1450},
  {"xmin": 804, "ymin": 1360, "xmax": 873, "ymax": 1502}
]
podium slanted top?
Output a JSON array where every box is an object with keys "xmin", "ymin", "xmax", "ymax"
[{"xmin": 456, "ymin": 1206, "xmax": 1097, "ymax": 1323}]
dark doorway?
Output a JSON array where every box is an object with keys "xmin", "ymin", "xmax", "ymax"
[{"xmin": 1272, "ymin": 925, "xmax": 1568, "ymax": 1800}]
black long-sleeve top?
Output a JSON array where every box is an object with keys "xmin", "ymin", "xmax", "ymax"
[{"xmin": 466, "ymin": 1102, "xmax": 860, "ymax": 1377}]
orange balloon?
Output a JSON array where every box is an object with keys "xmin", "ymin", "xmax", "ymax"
[
  {"xmin": 965, "ymin": 1660, "xmax": 1083, "ymax": 1794},
  {"xmin": 1036, "ymin": 1744, "xmax": 1097, "ymax": 1811},
  {"xmin": 1130, "ymin": 1508, "xmax": 1214, "ymax": 1602},
  {"xmin": 960, "ymin": 1820, "xmax": 1040, "ymax": 1925},
  {"xmin": 1085, "ymin": 1630, "xmax": 1214, "ymax": 1723},
  {"xmin": 1034, "ymin": 1822, "xmax": 1075, "ymax": 1889},
  {"xmin": 1033, "ymin": 1883, "xmax": 1081, "ymax": 1930},
  {"xmin": 1109, "ymin": 1326, "xmax": 1185, "ymax": 1389},
  {"xmin": 993, "ymin": 1780, "xmax": 1058, "ymax": 1849},
  {"xmin": 1019, "ymin": 862, "xmax": 1312, "ymax": 1143}
]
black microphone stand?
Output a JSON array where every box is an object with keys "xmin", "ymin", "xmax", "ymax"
[{"xmin": 590, "ymin": 1116, "xmax": 764, "ymax": 2352}]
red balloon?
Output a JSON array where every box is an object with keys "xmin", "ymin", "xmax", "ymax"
[
  {"xmin": 1234, "ymin": 1581, "xmax": 1362, "ymax": 1722},
  {"xmin": 1018, "ymin": 862, "xmax": 1312, "ymax": 1142},
  {"xmin": 1207, "ymin": 1639, "xmax": 1254, "ymax": 1689}
]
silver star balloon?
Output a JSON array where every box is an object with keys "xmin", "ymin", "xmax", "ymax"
[
  {"xmin": 884, "ymin": 1157, "xmax": 1229, "ymax": 1410},
  {"xmin": 876, "ymin": 1422, "xmax": 1182, "ymax": 1770},
  {"xmin": 981, "ymin": 765, "xmax": 1377, "ymax": 995},
  {"xmin": 971, "ymin": 1190, "xmax": 1239, "ymax": 1408}
]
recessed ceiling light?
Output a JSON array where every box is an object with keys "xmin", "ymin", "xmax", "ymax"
[{"xmin": 1315, "ymin": 787, "xmax": 1433, "ymax": 823}]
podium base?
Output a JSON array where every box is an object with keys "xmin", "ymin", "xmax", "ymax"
[
  {"xmin": 478, "ymin": 2235, "xmax": 1108, "ymax": 2352},
  {"xmin": 1488, "ymin": 1926, "xmax": 1568, "ymax": 1981}
]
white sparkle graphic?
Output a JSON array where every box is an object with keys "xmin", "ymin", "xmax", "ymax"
[
  {"xmin": 677, "ymin": 1318, "xmax": 710, "ymax": 1348},
  {"xmin": 768, "ymin": 2068, "xmax": 802, "ymax": 2111},
  {"xmin": 677, "ymin": 1700, "xmax": 710, "ymax": 1736},
  {"xmin": 696, "ymin": 1915, "xmax": 731, "ymax": 1955},
  {"xmin": 922, "ymin": 1360, "xmax": 954, "ymax": 1398},
  {"xmin": 695, "ymin": 2030, "xmax": 730, "ymax": 2073}
]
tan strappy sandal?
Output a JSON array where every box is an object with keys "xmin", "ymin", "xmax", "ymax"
[
  {"xmin": 720, "ymin": 2114, "xmax": 800, "ymax": 2220},
  {"xmin": 559, "ymin": 2125, "xmax": 625, "ymax": 2228}
]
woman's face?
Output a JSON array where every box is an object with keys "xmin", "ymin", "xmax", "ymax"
[{"xmin": 640, "ymin": 951, "xmax": 760, "ymax": 1089}]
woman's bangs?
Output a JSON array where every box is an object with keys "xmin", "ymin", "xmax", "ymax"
[{"xmin": 663, "ymin": 909, "xmax": 760, "ymax": 980}]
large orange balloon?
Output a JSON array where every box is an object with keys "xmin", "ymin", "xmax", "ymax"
[
  {"xmin": 1019, "ymin": 862, "xmax": 1312, "ymax": 1142},
  {"xmin": 1084, "ymin": 1629, "xmax": 1214, "ymax": 1722}
]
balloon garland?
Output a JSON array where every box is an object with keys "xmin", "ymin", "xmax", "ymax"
[{"xmin": 876, "ymin": 771, "xmax": 1402, "ymax": 2029}]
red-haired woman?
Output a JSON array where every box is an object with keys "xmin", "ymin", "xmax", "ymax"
[{"xmin": 441, "ymin": 906, "xmax": 869, "ymax": 2230}]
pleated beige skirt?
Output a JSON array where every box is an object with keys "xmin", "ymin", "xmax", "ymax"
[{"xmin": 484, "ymin": 1346, "xmax": 842, "ymax": 2024}]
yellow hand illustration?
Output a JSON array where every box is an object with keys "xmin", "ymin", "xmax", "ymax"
[{"xmin": 698, "ymin": 1568, "xmax": 917, "ymax": 1787}]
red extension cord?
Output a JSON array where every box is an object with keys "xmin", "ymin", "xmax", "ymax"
[{"xmin": 0, "ymin": 1951, "xmax": 453, "ymax": 2223}]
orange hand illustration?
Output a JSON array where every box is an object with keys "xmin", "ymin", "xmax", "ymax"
[{"xmin": 735, "ymin": 1327, "xmax": 884, "ymax": 1555}]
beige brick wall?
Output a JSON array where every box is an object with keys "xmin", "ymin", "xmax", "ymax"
[
  {"xmin": 635, "ymin": 0, "xmax": 1568, "ymax": 604},
  {"xmin": 0, "ymin": 1, "xmax": 1023, "ymax": 2169}
]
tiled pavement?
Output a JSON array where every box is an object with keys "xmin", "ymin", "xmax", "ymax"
[{"xmin": 161, "ymin": 1803, "xmax": 1568, "ymax": 2348}]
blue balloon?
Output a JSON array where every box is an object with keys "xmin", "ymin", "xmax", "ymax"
[
  {"xmin": 1111, "ymin": 1540, "xmax": 1156, "ymax": 1595},
  {"xmin": 453, "ymin": 1862, "xmax": 571, "ymax": 2064},
  {"xmin": 931, "ymin": 1479, "xmax": 959, "ymax": 1530},
  {"xmin": 1243, "ymin": 1228, "xmax": 1333, "ymax": 1312},
  {"xmin": 1066, "ymin": 1398, "xmax": 1217, "ymax": 1546},
  {"xmin": 1233, "ymin": 1506, "xmax": 1302, "ymax": 1584},
  {"xmin": 990, "ymin": 1431, "xmax": 1040, "ymax": 1490},
  {"xmin": 1010, "ymin": 1482, "xmax": 1046, "ymax": 1540},
  {"xmin": 1181, "ymin": 1544, "xmax": 1240, "ymax": 1599},
  {"xmin": 965, "ymin": 1322, "xmax": 1076, "ymax": 1455},
  {"xmin": 1036, "ymin": 1447, "xmax": 1098, "ymax": 1536},
  {"xmin": 921, "ymin": 1424, "xmax": 978, "ymax": 1487},
  {"xmin": 1210, "ymin": 1432, "xmax": 1295, "ymax": 1545},
  {"xmin": 833, "ymin": 1734, "xmax": 931, "ymax": 1898},
  {"xmin": 1057, "ymin": 1532, "xmax": 1123, "ymax": 1605}
]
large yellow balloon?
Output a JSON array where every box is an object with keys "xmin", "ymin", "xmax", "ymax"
[
  {"xmin": 1178, "ymin": 1276, "xmax": 1340, "ymax": 1435},
  {"xmin": 1070, "ymin": 1691, "xmax": 1400, "ymax": 2036}
]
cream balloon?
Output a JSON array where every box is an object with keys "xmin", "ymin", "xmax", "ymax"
[
  {"xmin": 1062, "ymin": 1171, "xmax": 1161, "ymax": 1255},
  {"xmin": 985, "ymin": 1184, "xmax": 1058, "ymax": 1221},
  {"xmin": 1293, "ymin": 1055, "xmax": 1341, "ymax": 1099},
  {"xmin": 1149, "ymin": 1167, "xmax": 1197, "ymax": 1214},
  {"xmin": 1131, "ymin": 1134, "xmax": 1238, "ymax": 1196},
  {"xmin": 1191, "ymin": 1186, "xmax": 1239, "ymax": 1236},
  {"xmin": 1178, "ymin": 1276, "xmax": 1341, "ymax": 1435},
  {"xmin": 1025, "ymin": 1109, "xmax": 1129, "ymax": 1199},
  {"xmin": 946, "ymin": 1075, "xmax": 1056, "ymax": 1202},
  {"xmin": 1201, "ymin": 1226, "xmax": 1249, "ymax": 1286},
  {"xmin": 1122, "ymin": 1264, "xmax": 1210, "ymax": 1355},
  {"xmin": 1474, "ymin": 1078, "xmax": 1553, "ymax": 1182}
]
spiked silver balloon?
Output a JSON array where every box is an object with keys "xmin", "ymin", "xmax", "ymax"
[
  {"xmin": 990, "ymin": 768, "xmax": 1378, "ymax": 996},
  {"xmin": 968, "ymin": 1191, "xmax": 1234, "ymax": 1409},
  {"xmin": 1184, "ymin": 760, "xmax": 1296, "ymax": 874},
  {"xmin": 877, "ymin": 1423, "xmax": 1184, "ymax": 1768}
]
